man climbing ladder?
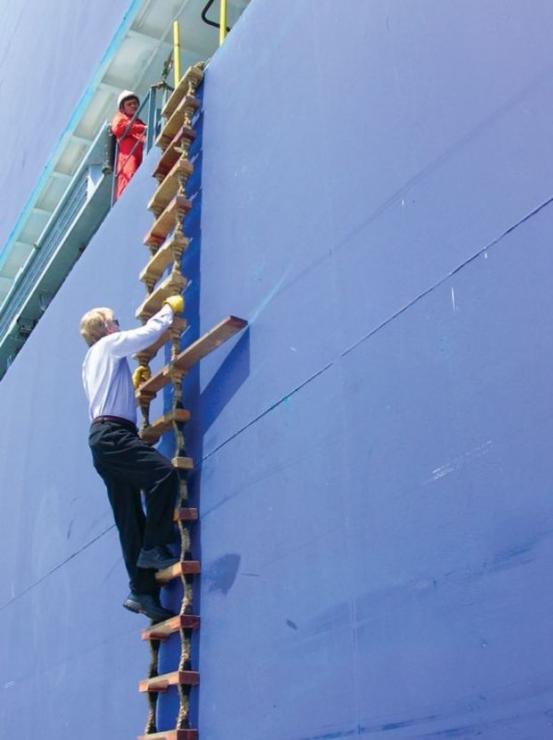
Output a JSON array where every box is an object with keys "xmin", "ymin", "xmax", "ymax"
[{"xmin": 80, "ymin": 296, "xmax": 184, "ymax": 621}]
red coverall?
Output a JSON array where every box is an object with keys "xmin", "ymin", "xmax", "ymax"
[{"xmin": 111, "ymin": 112, "xmax": 146, "ymax": 200}]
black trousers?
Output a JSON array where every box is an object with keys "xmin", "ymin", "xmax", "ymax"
[{"xmin": 89, "ymin": 418, "xmax": 178, "ymax": 595}]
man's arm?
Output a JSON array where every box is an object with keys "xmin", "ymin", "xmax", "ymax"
[{"xmin": 107, "ymin": 304, "xmax": 174, "ymax": 358}]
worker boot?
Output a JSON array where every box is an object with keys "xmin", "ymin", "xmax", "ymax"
[
  {"xmin": 137, "ymin": 544, "xmax": 179, "ymax": 570},
  {"xmin": 123, "ymin": 591, "xmax": 176, "ymax": 622}
]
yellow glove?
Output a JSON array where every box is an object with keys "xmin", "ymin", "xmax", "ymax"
[
  {"xmin": 164, "ymin": 294, "xmax": 184, "ymax": 314},
  {"xmin": 132, "ymin": 365, "xmax": 151, "ymax": 389}
]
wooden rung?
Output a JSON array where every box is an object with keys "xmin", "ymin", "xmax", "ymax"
[
  {"xmin": 153, "ymin": 126, "xmax": 196, "ymax": 181},
  {"xmin": 173, "ymin": 316, "xmax": 248, "ymax": 373},
  {"xmin": 148, "ymin": 157, "xmax": 193, "ymax": 216},
  {"xmin": 174, "ymin": 507, "xmax": 198, "ymax": 523},
  {"xmin": 141, "ymin": 614, "xmax": 200, "ymax": 641},
  {"xmin": 156, "ymin": 97, "xmax": 200, "ymax": 150},
  {"xmin": 139, "ymin": 670, "xmax": 199, "ymax": 693},
  {"xmin": 138, "ymin": 730, "xmax": 198, "ymax": 740},
  {"xmin": 172, "ymin": 456, "xmax": 194, "ymax": 470},
  {"xmin": 144, "ymin": 195, "xmax": 191, "ymax": 249},
  {"xmin": 140, "ymin": 409, "xmax": 191, "ymax": 445},
  {"xmin": 156, "ymin": 561, "xmax": 201, "ymax": 584},
  {"xmin": 136, "ymin": 316, "xmax": 248, "ymax": 403},
  {"xmin": 140, "ymin": 233, "xmax": 188, "ymax": 287},
  {"xmin": 162, "ymin": 63, "xmax": 204, "ymax": 119},
  {"xmin": 135, "ymin": 273, "xmax": 187, "ymax": 322},
  {"xmin": 133, "ymin": 318, "xmax": 187, "ymax": 365}
]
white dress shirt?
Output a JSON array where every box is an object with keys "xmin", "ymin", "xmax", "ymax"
[{"xmin": 82, "ymin": 304, "xmax": 173, "ymax": 423}]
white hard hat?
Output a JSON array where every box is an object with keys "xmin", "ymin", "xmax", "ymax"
[{"xmin": 117, "ymin": 90, "xmax": 139, "ymax": 110}]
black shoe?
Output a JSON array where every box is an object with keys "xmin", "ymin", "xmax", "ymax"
[
  {"xmin": 122, "ymin": 592, "xmax": 176, "ymax": 622},
  {"xmin": 137, "ymin": 545, "xmax": 179, "ymax": 570}
]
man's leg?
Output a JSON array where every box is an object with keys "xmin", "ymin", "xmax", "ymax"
[
  {"xmin": 125, "ymin": 444, "xmax": 180, "ymax": 568},
  {"xmin": 141, "ymin": 462, "xmax": 179, "ymax": 550},
  {"xmin": 90, "ymin": 421, "xmax": 178, "ymax": 550},
  {"xmin": 89, "ymin": 421, "xmax": 176, "ymax": 620},
  {"xmin": 94, "ymin": 467, "xmax": 175, "ymax": 620},
  {"xmin": 99, "ymin": 471, "xmax": 158, "ymax": 595},
  {"xmin": 111, "ymin": 435, "xmax": 178, "ymax": 548}
]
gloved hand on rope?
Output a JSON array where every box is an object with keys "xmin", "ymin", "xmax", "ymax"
[
  {"xmin": 132, "ymin": 365, "xmax": 151, "ymax": 390},
  {"xmin": 164, "ymin": 294, "xmax": 184, "ymax": 314}
]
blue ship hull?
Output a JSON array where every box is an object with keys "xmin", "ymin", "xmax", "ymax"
[{"xmin": 2, "ymin": 1, "xmax": 553, "ymax": 737}]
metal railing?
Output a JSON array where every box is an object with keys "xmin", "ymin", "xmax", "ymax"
[
  {"xmin": 201, "ymin": 0, "xmax": 231, "ymax": 45},
  {"xmin": 0, "ymin": 126, "xmax": 108, "ymax": 339},
  {"xmin": 11, "ymin": 179, "xmax": 89, "ymax": 317}
]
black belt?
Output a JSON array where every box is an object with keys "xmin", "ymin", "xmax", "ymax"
[{"xmin": 92, "ymin": 415, "xmax": 137, "ymax": 432}]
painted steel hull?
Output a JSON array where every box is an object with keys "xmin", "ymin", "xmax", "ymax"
[{"xmin": 2, "ymin": 1, "xmax": 553, "ymax": 738}]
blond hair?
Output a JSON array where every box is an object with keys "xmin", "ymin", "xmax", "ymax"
[{"xmin": 80, "ymin": 307, "xmax": 114, "ymax": 347}]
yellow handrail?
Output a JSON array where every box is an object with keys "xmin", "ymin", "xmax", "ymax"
[
  {"xmin": 219, "ymin": 0, "xmax": 228, "ymax": 45},
  {"xmin": 173, "ymin": 20, "xmax": 181, "ymax": 86}
]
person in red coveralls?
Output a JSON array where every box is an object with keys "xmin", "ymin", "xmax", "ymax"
[{"xmin": 111, "ymin": 90, "xmax": 146, "ymax": 200}]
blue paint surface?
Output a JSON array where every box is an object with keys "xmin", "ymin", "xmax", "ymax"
[
  {"xmin": 194, "ymin": 0, "xmax": 553, "ymax": 737},
  {"xmin": 3, "ymin": 0, "xmax": 553, "ymax": 738}
]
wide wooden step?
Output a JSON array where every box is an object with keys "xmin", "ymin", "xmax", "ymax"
[
  {"xmin": 156, "ymin": 97, "xmax": 200, "ymax": 150},
  {"xmin": 162, "ymin": 63, "xmax": 204, "ymax": 119},
  {"xmin": 133, "ymin": 318, "xmax": 187, "ymax": 365},
  {"xmin": 174, "ymin": 507, "xmax": 198, "ymax": 523},
  {"xmin": 136, "ymin": 316, "xmax": 248, "ymax": 403},
  {"xmin": 141, "ymin": 614, "xmax": 200, "ymax": 641},
  {"xmin": 153, "ymin": 126, "xmax": 196, "ymax": 182},
  {"xmin": 148, "ymin": 157, "xmax": 193, "ymax": 217},
  {"xmin": 135, "ymin": 272, "xmax": 187, "ymax": 322},
  {"xmin": 173, "ymin": 316, "xmax": 248, "ymax": 373},
  {"xmin": 144, "ymin": 195, "xmax": 191, "ymax": 249},
  {"xmin": 138, "ymin": 731, "xmax": 198, "ymax": 740},
  {"xmin": 156, "ymin": 561, "xmax": 201, "ymax": 584},
  {"xmin": 140, "ymin": 409, "xmax": 191, "ymax": 445},
  {"xmin": 139, "ymin": 670, "xmax": 199, "ymax": 693}
]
